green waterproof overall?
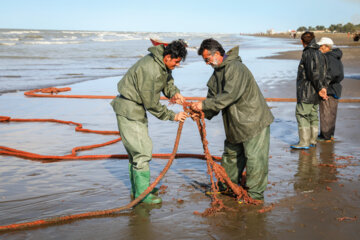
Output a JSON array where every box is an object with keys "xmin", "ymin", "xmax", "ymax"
[
  {"xmin": 115, "ymin": 115, "xmax": 152, "ymax": 171},
  {"xmin": 201, "ymin": 46, "xmax": 274, "ymax": 201},
  {"xmin": 110, "ymin": 45, "xmax": 179, "ymax": 204},
  {"xmin": 221, "ymin": 126, "xmax": 270, "ymax": 200}
]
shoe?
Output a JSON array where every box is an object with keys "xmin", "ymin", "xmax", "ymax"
[
  {"xmin": 317, "ymin": 137, "xmax": 332, "ymax": 142},
  {"xmin": 133, "ymin": 169, "xmax": 162, "ymax": 204},
  {"xmin": 291, "ymin": 127, "xmax": 310, "ymax": 149}
]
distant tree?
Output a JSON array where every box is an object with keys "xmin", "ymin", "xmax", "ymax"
[
  {"xmin": 297, "ymin": 26, "xmax": 307, "ymax": 32},
  {"xmin": 336, "ymin": 24, "xmax": 343, "ymax": 32},
  {"xmin": 315, "ymin": 25, "xmax": 326, "ymax": 31},
  {"xmin": 328, "ymin": 24, "xmax": 337, "ymax": 32},
  {"xmin": 343, "ymin": 22, "xmax": 355, "ymax": 33},
  {"xmin": 297, "ymin": 23, "xmax": 360, "ymax": 33},
  {"xmin": 308, "ymin": 26, "xmax": 315, "ymax": 31}
]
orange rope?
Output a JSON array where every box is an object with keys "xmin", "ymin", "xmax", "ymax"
[
  {"xmin": 0, "ymin": 116, "xmax": 221, "ymax": 162},
  {"xmin": 4, "ymin": 85, "xmax": 356, "ymax": 230},
  {"xmin": 23, "ymin": 87, "xmax": 360, "ymax": 103},
  {"xmin": 0, "ymin": 120, "xmax": 185, "ymax": 231},
  {"xmin": 0, "ymin": 110, "xmax": 226, "ymax": 231},
  {"xmin": 184, "ymin": 104, "xmax": 261, "ymax": 217}
]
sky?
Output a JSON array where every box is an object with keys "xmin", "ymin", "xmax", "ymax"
[{"xmin": 1, "ymin": 0, "xmax": 360, "ymax": 33}]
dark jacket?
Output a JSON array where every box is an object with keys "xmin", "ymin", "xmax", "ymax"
[
  {"xmin": 296, "ymin": 39, "xmax": 327, "ymax": 104},
  {"xmin": 110, "ymin": 45, "xmax": 179, "ymax": 121},
  {"xmin": 324, "ymin": 48, "xmax": 344, "ymax": 98},
  {"xmin": 202, "ymin": 46, "xmax": 274, "ymax": 143}
]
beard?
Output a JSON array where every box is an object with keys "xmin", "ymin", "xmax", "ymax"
[{"xmin": 210, "ymin": 58, "xmax": 219, "ymax": 68}]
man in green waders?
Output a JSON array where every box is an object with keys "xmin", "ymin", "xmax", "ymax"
[
  {"xmin": 110, "ymin": 40, "xmax": 188, "ymax": 204},
  {"xmin": 191, "ymin": 38, "xmax": 274, "ymax": 201},
  {"xmin": 290, "ymin": 32, "xmax": 327, "ymax": 149}
]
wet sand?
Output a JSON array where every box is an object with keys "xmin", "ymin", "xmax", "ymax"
[{"xmin": 1, "ymin": 40, "xmax": 360, "ymax": 239}]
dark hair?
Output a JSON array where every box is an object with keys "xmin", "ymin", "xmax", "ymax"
[
  {"xmin": 301, "ymin": 31, "xmax": 315, "ymax": 45},
  {"xmin": 198, "ymin": 38, "xmax": 225, "ymax": 56},
  {"xmin": 163, "ymin": 40, "xmax": 187, "ymax": 61}
]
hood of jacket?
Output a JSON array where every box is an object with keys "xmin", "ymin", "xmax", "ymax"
[
  {"xmin": 148, "ymin": 45, "xmax": 167, "ymax": 71},
  {"xmin": 216, "ymin": 46, "xmax": 242, "ymax": 69},
  {"xmin": 326, "ymin": 48, "xmax": 343, "ymax": 60}
]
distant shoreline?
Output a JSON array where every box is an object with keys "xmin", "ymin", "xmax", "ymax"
[
  {"xmin": 251, "ymin": 32, "xmax": 360, "ymax": 74},
  {"xmin": 250, "ymin": 32, "xmax": 360, "ymax": 99}
]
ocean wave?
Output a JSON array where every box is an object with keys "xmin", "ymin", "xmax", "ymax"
[
  {"xmin": 23, "ymin": 41, "xmax": 82, "ymax": 45},
  {"xmin": 104, "ymin": 55, "xmax": 144, "ymax": 59},
  {"xmin": 22, "ymin": 35, "xmax": 44, "ymax": 39},
  {"xmin": 0, "ymin": 55, "xmax": 49, "ymax": 59},
  {"xmin": 0, "ymin": 75, "xmax": 21, "ymax": 78},
  {"xmin": 1, "ymin": 30, "xmax": 41, "ymax": 35},
  {"xmin": 52, "ymin": 36, "xmax": 78, "ymax": 41},
  {"xmin": 91, "ymin": 32, "xmax": 144, "ymax": 42},
  {"xmin": 0, "ymin": 38, "xmax": 19, "ymax": 41},
  {"xmin": 0, "ymin": 42, "xmax": 16, "ymax": 46}
]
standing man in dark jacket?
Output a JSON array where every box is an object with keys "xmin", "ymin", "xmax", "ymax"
[
  {"xmin": 290, "ymin": 32, "xmax": 327, "ymax": 149},
  {"xmin": 191, "ymin": 39, "xmax": 274, "ymax": 201},
  {"xmin": 110, "ymin": 40, "xmax": 188, "ymax": 204},
  {"xmin": 317, "ymin": 37, "xmax": 344, "ymax": 141}
]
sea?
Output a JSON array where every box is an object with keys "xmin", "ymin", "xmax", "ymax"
[{"xmin": 0, "ymin": 28, "xmax": 302, "ymax": 95}]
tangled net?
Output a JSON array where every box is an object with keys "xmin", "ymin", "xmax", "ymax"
[{"xmin": 182, "ymin": 102, "xmax": 262, "ymax": 217}]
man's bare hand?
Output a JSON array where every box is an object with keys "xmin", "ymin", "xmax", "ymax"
[
  {"xmin": 173, "ymin": 93, "xmax": 186, "ymax": 105},
  {"xmin": 319, "ymin": 88, "xmax": 328, "ymax": 100},
  {"xmin": 174, "ymin": 111, "xmax": 188, "ymax": 122},
  {"xmin": 190, "ymin": 112, "xmax": 200, "ymax": 119},
  {"xmin": 191, "ymin": 101, "xmax": 202, "ymax": 112}
]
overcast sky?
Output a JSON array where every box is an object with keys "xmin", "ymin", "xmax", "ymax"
[{"xmin": 1, "ymin": 0, "xmax": 360, "ymax": 33}]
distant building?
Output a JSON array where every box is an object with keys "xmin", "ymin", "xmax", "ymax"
[{"xmin": 267, "ymin": 29, "xmax": 275, "ymax": 35}]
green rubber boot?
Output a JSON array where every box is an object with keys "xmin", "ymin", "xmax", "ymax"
[
  {"xmin": 129, "ymin": 164, "xmax": 159, "ymax": 199},
  {"xmin": 291, "ymin": 127, "xmax": 310, "ymax": 150},
  {"xmin": 133, "ymin": 169, "xmax": 162, "ymax": 204},
  {"xmin": 129, "ymin": 164, "xmax": 136, "ymax": 199},
  {"xmin": 309, "ymin": 126, "xmax": 319, "ymax": 147}
]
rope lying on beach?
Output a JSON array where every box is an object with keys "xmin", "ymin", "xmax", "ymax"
[
  {"xmin": 0, "ymin": 118, "xmax": 185, "ymax": 232},
  {"xmin": 0, "ymin": 116, "xmax": 221, "ymax": 162},
  {"xmin": 24, "ymin": 87, "xmax": 360, "ymax": 103},
  {"xmin": 0, "ymin": 100, "xmax": 261, "ymax": 231}
]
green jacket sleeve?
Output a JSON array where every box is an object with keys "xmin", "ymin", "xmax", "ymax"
[
  {"xmin": 136, "ymin": 66, "xmax": 176, "ymax": 121},
  {"xmin": 162, "ymin": 73, "xmax": 180, "ymax": 99},
  {"xmin": 203, "ymin": 82, "xmax": 220, "ymax": 120},
  {"xmin": 202, "ymin": 62, "xmax": 247, "ymax": 113}
]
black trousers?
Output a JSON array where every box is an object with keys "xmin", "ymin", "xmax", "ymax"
[{"xmin": 319, "ymin": 96, "xmax": 339, "ymax": 140}]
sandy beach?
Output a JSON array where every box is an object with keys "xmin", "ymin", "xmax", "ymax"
[{"xmin": 0, "ymin": 33, "xmax": 359, "ymax": 239}]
